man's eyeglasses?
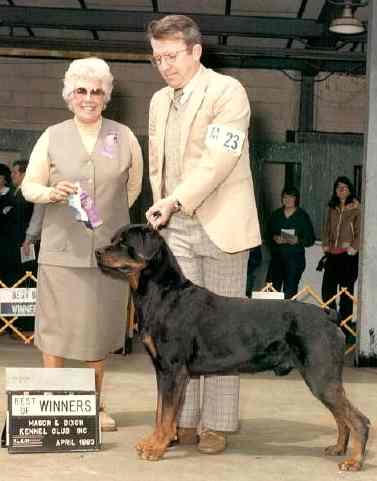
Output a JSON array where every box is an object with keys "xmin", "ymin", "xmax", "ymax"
[
  {"xmin": 150, "ymin": 48, "xmax": 189, "ymax": 67},
  {"xmin": 73, "ymin": 87, "xmax": 105, "ymax": 98}
]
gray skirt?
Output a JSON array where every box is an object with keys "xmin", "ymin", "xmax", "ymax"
[{"xmin": 34, "ymin": 264, "xmax": 129, "ymax": 361}]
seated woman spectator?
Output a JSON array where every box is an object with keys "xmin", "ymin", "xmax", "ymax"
[
  {"xmin": 266, "ymin": 186, "xmax": 315, "ymax": 298},
  {"xmin": 321, "ymin": 176, "xmax": 360, "ymax": 340}
]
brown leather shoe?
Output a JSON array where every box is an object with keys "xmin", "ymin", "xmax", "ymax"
[
  {"xmin": 99, "ymin": 407, "xmax": 117, "ymax": 432},
  {"xmin": 169, "ymin": 427, "xmax": 198, "ymax": 447},
  {"xmin": 177, "ymin": 427, "xmax": 199, "ymax": 445},
  {"xmin": 198, "ymin": 430, "xmax": 226, "ymax": 454}
]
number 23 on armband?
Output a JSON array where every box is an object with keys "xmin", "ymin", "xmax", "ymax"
[{"xmin": 205, "ymin": 124, "xmax": 245, "ymax": 155}]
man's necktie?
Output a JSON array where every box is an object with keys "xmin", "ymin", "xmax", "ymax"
[{"xmin": 173, "ymin": 88, "xmax": 183, "ymax": 109}]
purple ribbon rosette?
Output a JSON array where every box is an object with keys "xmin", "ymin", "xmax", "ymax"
[
  {"xmin": 102, "ymin": 131, "xmax": 119, "ymax": 158},
  {"xmin": 68, "ymin": 182, "xmax": 103, "ymax": 230},
  {"xmin": 80, "ymin": 190, "xmax": 103, "ymax": 230}
]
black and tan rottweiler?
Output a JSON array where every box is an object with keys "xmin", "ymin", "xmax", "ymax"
[{"xmin": 96, "ymin": 224, "xmax": 370, "ymax": 471}]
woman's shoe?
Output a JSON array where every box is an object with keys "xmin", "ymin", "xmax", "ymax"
[{"xmin": 99, "ymin": 406, "xmax": 117, "ymax": 432}]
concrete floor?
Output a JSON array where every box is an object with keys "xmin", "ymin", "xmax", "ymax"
[{"xmin": 0, "ymin": 335, "xmax": 376, "ymax": 481}]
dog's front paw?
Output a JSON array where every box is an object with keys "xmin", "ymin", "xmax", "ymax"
[
  {"xmin": 324, "ymin": 444, "xmax": 347, "ymax": 456},
  {"xmin": 135, "ymin": 433, "xmax": 168, "ymax": 461},
  {"xmin": 338, "ymin": 459, "xmax": 362, "ymax": 471},
  {"xmin": 137, "ymin": 442, "xmax": 167, "ymax": 461},
  {"xmin": 135, "ymin": 436, "xmax": 150, "ymax": 454}
]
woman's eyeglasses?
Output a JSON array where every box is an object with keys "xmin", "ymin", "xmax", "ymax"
[
  {"xmin": 73, "ymin": 87, "xmax": 105, "ymax": 98},
  {"xmin": 150, "ymin": 48, "xmax": 189, "ymax": 67}
]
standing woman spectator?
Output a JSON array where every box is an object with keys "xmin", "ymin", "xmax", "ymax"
[
  {"xmin": 266, "ymin": 186, "xmax": 315, "ymax": 298},
  {"xmin": 0, "ymin": 161, "xmax": 35, "ymax": 289},
  {"xmin": 0, "ymin": 163, "xmax": 15, "ymax": 286},
  {"xmin": 22, "ymin": 57, "xmax": 143, "ymax": 431},
  {"xmin": 9, "ymin": 160, "xmax": 35, "ymax": 279},
  {"xmin": 321, "ymin": 176, "xmax": 360, "ymax": 337}
]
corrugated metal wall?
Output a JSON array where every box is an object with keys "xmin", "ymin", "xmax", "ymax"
[{"xmin": 255, "ymin": 132, "xmax": 364, "ymax": 240}]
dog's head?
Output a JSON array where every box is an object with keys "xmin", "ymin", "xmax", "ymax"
[{"xmin": 95, "ymin": 224, "xmax": 163, "ymax": 289}]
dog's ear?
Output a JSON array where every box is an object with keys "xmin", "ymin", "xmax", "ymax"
[
  {"xmin": 138, "ymin": 226, "xmax": 163, "ymax": 262},
  {"xmin": 110, "ymin": 227, "xmax": 123, "ymax": 245}
]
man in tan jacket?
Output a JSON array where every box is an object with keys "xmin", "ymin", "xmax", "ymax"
[{"xmin": 146, "ymin": 15, "xmax": 261, "ymax": 454}]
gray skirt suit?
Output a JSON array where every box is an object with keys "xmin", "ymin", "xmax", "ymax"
[{"xmin": 23, "ymin": 117, "xmax": 143, "ymax": 360}]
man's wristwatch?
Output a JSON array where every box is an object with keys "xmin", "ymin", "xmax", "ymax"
[{"xmin": 173, "ymin": 199, "xmax": 182, "ymax": 212}]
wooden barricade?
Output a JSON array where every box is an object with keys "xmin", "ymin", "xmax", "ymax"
[
  {"xmin": 0, "ymin": 271, "xmax": 37, "ymax": 344},
  {"xmin": 1, "ymin": 272, "xmax": 136, "ymax": 351},
  {"xmin": 1, "ymin": 273, "xmax": 357, "ymax": 357},
  {"xmin": 262, "ymin": 283, "xmax": 357, "ymax": 356}
]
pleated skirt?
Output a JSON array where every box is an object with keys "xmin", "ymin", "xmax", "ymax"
[{"xmin": 34, "ymin": 264, "xmax": 129, "ymax": 361}]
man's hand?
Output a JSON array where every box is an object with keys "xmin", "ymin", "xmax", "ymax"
[
  {"xmin": 146, "ymin": 197, "xmax": 180, "ymax": 229},
  {"xmin": 21, "ymin": 239, "xmax": 32, "ymax": 257},
  {"xmin": 49, "ymin": 181, "xmax": 77, "ymax": 203}
]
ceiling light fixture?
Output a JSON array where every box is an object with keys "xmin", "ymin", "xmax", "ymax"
[{"xmin": 329, "ymin": 0, "xmax": 367, "ymax": 35}]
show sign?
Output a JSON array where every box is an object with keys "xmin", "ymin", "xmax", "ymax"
[
  {"xmin": 6, "ymin": 368, "xmax": 100, "ymax": 453},
  {"xmin": 0, "ymin": 288, "xmax": 36, "ymax": 316}
]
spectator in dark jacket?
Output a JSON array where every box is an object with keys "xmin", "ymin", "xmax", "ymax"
[
  {"xmin": 266, "ymin": 186, "xmax": 315, "ymax": 298},
  {"xmin": 10, "ymin": 160, "xmax": 35, "ymax": 262},
  {"xmin": 0, "ymin": 162, "xmax": 22, "ymax": 287}
]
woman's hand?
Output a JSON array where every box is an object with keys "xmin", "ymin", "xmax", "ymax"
[
  {"xmin": 21, "ymin": 239, "xmax": 32, "ymax": 257},
  {"xmin": 273, "ymin": 235, "xmax": 284, "ymax": 244},
  {"xmin": 49, "ymin": 181, "xmax": 77, "ymax": 203},
  {"xmin": 286, "ymin": 235, "xmax": 298, "ymax": 245}
]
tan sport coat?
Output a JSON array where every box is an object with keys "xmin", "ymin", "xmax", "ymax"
[{"xmin": 149, "ymin": 66, "xmax": 261, "ymax": 253}]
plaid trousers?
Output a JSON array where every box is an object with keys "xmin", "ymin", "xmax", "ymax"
[{"xmin": 161, "ymin": 214, "xmax": 248, "ymax": 432}]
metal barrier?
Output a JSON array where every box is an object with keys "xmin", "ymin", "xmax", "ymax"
[
  {"xmin": 0, "ymin": 271, "xmax": 36, "ymax": 345},
  {"xmin": 262, "ymin": 282, "xmax": 357, "ymax": 356}
]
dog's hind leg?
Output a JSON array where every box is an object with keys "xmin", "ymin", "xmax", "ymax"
[
  {"xmin": 136, "ymin": 365, "xmax": 189, "ymax": 461},
  {"xmin": 324, "ymin": 414, "xmax": 350, "ymax": 456},
  {"xmin": 301, "ymin": 368, "xmax": 369, "ymax": 471},
  {"xmin": 334, "ymin": 394, "xmax": 370, "ymax": 471}
]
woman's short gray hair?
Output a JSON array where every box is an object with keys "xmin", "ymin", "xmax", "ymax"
[{"xmin": 62, "ymin": 57, "xmax": 114, "ymax": 107}]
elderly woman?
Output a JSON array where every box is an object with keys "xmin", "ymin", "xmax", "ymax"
[{"xmin": 22, "ymin": 57, "xmax": 143, "ymax": 431}]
